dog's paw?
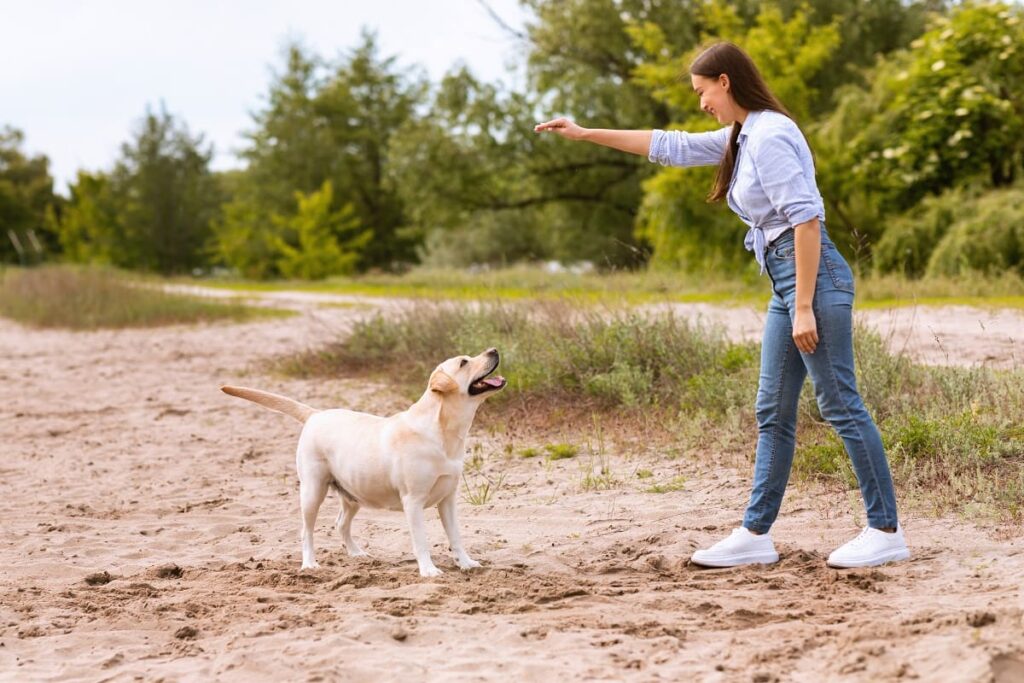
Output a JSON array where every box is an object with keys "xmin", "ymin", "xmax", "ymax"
[
  {"xmin": 418, "ymin": 565, "xmax": 443, "ymax": 578},
  {"xmin": 348, "ymin": 548, "xmax": 371, "ymax": 558},
  {"xmin": 458, "ymin": 558, "xmax": 482, "ymax": 571},
  {"xmin": 300, "ymin": 561, "xmax": 321, "ymax": 570}
]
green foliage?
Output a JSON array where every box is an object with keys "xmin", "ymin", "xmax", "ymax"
[
  {"xmin": 0, "ymin": 126, "xmax": 58, "ymax": 264},
  {"xmin": 274, "ymin": 181, "xmax": 372, "ymax": 280},
  {"xmin": 388, "ymin": 68, "xmax": 553, "ymax": 266},
  {"xmin": 209, "ymin": 188, "xmax": 280, "ymax": 279},
  {"xmin": 871, "ymin": 184, "xmax": 973, "ymax": 277},
  {"xmin": 216, "ymin": 36, "xmax": 425, "ymax": 277},
  {"xmin": 545, "ymin": 443, "xmax": 580, "ymax": 460},
  {"xmin": 845, "ymin": 3, "xmax": 1024, "ymax": 212},
  {"xmin": 794, "ymin": 437, "xmax": 857, "ymax": 486},
  {"xmin": 14, "ymin": 0, "xmax": 1024, "ymax": 280},
  {"xmin": 55, "ymin": 106, "xmax": 219, "ymax": 274},
  {"xmin": 874, "ymin": 181, "xmax": 1024, "ymax": 277},
  {"xmin": 644, "ymin": 475, "xmax": 687, "ymax": 493},
  {"xmin": 925, "ymin": 183, "xmax": 1024, "ymax": 277},
  {"xmin": 54, "ymin": 171, "xmax": 123, "ymax": 265},
  {"xmin": 280, "ymin": 300, "xmax": 747, "ymax": 413},
  {"xmin": 390, "ymin": 56, "xmax": 654, "ymax": 268}
]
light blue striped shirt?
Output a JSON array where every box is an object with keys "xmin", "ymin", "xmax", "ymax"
[{"xmin": 647, "ymin": 109, "xmax": 825, "ymax": 273}]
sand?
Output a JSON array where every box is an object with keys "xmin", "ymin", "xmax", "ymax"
[{"xmin": 1, "ymin": 292, "xmax": 1022, "ymax": 682}]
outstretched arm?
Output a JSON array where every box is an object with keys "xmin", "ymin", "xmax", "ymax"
[{"xmin": 534, "ymin": 117, "xmax": 652, "ymax": 156}]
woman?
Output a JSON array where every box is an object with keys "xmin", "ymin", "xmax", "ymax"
[{"xmin": 535, "ymin": 41, "xmax": 909, "ymax": 569}]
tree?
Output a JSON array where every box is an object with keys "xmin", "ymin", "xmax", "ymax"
[
  {"xmin": 213, "ymin": 35, "xmax": 426, "ymax": 277},
  {"xmin": 847, "ymin": 2, "xmax": 1024, "ymax": 209},
  {"xmin": 113, "ymin": 104, "xmax": 220, "ymax": 273},
  {"xmin": 275, "ymin": 180, "xmax": 372, "ymax": 279},
  {"xmin": 53, "ymin": 171, "xmax": 122, "ymax": 265},
  {"xmin": 388, "ymin": 67, "xmax": 554, "ymax": 266},
  {"xmin": 55, "ymin": 106, "xmax": 219, "ymax": 273},
  {"xmin": 0, "ymin": 126, "xmax": 58, "ymax": 264},
  {"xmin": 813, "ymin": 1, "xmax": 1024, "ymax": 262}
]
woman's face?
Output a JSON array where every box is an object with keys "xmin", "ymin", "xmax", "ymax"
[{"xmin": 691, "ymin": 73, "xmax": 743, "ymax": 125}]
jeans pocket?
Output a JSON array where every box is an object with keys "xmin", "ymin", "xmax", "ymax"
[
  {"xmin": 773, "ymin": 244, "xmax": 796, "ymax": 260},
  {"xmin": 822, "ymin": 247, "xmax": 855, "ymax": 293}
]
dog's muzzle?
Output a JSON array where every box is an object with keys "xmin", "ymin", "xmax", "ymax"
[{"xmin": 469, "ymin": 351, "xmax": 506, "ymax": 396}]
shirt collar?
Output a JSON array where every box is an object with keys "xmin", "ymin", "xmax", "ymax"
[{"xmin": 737, "ymin": 109, "xmax": 767, "ymax": 141}]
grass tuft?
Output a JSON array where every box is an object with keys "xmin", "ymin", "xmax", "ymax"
[{"xmin": 0, "ymin": 266, "xmax": 287, "ymax": 330}]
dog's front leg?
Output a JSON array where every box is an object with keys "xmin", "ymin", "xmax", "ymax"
[
  {"xmin": 438, "ymin": 493, "xmax": 481, "ymax": 570},
  {"xmin": 402, "ymin": 497, "xmax": 442, "ymax": 577}
]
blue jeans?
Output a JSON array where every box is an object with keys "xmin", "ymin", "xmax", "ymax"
[{"xmin": 742, "ymin": 228, "xmax": 899, "ymax": 533}]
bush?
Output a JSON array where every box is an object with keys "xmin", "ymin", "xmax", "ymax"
[
  {"xmin": 926, "ymin": 185, "xmax": 1024, "ymax": 277},
  {"xmin": 872, "ymin": 185, "xmax": 971, "ymax": 277},
  {"xmin": 279, "ymin": 299, "xmax": 1024, "ymax": 520},
  {"xmin": 874, "ymin": 182, "xmax": 1024, "ymax": 278}
]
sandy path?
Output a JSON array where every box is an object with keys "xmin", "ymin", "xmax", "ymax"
[{"xmin": 1, "ymin": 299, "xmax": 1022, "ymax": 682}]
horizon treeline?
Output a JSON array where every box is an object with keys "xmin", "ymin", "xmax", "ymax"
[{"xmin": 2, "ymin": 0, "xmax": 1023, "ymax": 280}]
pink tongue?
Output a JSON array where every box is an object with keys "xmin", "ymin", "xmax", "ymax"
[{"xmin": 483, "ymin": 376, "xmax": 505, "ymax": 387}]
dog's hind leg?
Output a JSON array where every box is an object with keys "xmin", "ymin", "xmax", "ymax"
[
  {"xmin": 299, "ymin": 477, "xmax": 328, "ymax": 570},
  {"xmin": 439, "ymin": 492, "xmax": 481, "ymax": 570},
  {"xmin": 336, "ymin": 496, "xmax": 369, "ymax": 558}
]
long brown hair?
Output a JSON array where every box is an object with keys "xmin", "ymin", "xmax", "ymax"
[{"xmin": 689, "ymin": 42, "xmax": 793, "ymax": 202}]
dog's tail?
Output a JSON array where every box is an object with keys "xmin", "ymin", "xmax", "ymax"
[{"xmin": 221, "ymin": 385, "xmax": 318, "ymax": 423}]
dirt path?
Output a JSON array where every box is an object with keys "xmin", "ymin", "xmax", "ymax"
[{"xmin": 1, "ymin": 299, "xmax": 1022, "ymax": 682}]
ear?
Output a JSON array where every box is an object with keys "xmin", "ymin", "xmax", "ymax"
[
  {"xmin": 720, "ymin": 73, "xmax": 730, "ymax": 91},
  {"xmin": 429, "ymin": 370, "xmax": 458, "ymax": 394}
]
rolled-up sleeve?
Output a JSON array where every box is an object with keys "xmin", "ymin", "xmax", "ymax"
[
  {"xmin": 752, "ymin": 132, "xmax": 822, "ymax": 226},
  {"xmin": 648, "ymin": 127, "xmax": 731, "ymax": 167}
]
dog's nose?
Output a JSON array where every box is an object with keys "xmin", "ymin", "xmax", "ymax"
[{"xmin": 486, "ymin": 347, "xmax": 498, "ymax": 357}]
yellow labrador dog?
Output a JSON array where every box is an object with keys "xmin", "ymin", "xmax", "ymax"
[{"xmin": 222, "ymin": 348, "xmax": 506, "ymax": 576}]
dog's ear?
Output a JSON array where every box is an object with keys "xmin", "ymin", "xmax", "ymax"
[{"xmin": 429, "ymin": 370, "xmax": 458, "ymax": 394}]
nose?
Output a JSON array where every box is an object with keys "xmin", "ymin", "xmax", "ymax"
[{"xmin": 485, "ymin": 347, "xmax": 498, "ymax": 357}]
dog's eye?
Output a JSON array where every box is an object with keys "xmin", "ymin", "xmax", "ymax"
[{"xmin": 460, "ymin": 359, "xmax": 468, "ymax": 367}]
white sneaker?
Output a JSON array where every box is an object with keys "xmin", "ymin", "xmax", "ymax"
[
  {"xmin": 827, "ymin": 525, "xmax": 910, "ymax": 568},
  {"xmin": 691, "ymin": 527, "xmax": 780, "ymax": 568}
]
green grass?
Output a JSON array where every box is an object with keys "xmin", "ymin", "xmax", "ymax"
[
  {"xmin": 0, "ymin": 265, "xmax": 290, "ymax": 330},
  {"xmin": 855, "ymin": 271, "xmax": 1024, "ymax": 309},
  {"xmin": 545, "ymin": 443, "xmax": 579, "ymax": 461},
  {"xmin": 277, "ymin": 297, "xmax": 1024, "ymax": 522},
  {"xmin": 644, "ymin": 475, "xmax": 688, "ymax": 494},
  {"xmin": 187, "ymin": 265, "xmax": 767, "ymax": 306},
  {"xmin": 189, "ymin": 263, "xmax": 1024, "ymax": 309}
]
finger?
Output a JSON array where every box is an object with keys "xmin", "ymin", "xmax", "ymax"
[{"xmin": 795, "ymin": 333, "xmax": 812, "ymax": 354}]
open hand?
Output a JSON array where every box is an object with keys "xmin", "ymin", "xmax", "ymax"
[{"xmin": 534, "ymin": 117, "xmax": 586, "ymax": 140}]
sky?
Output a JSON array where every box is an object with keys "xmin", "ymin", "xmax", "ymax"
[{"xmin": 2, "ymin": 0, "xmax": 530, "ymax": 193}]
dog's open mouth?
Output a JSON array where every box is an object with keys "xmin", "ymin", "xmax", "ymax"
[{"xmin": 469, "ymin": 364, "xmax": 506, "ymax": 396}]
